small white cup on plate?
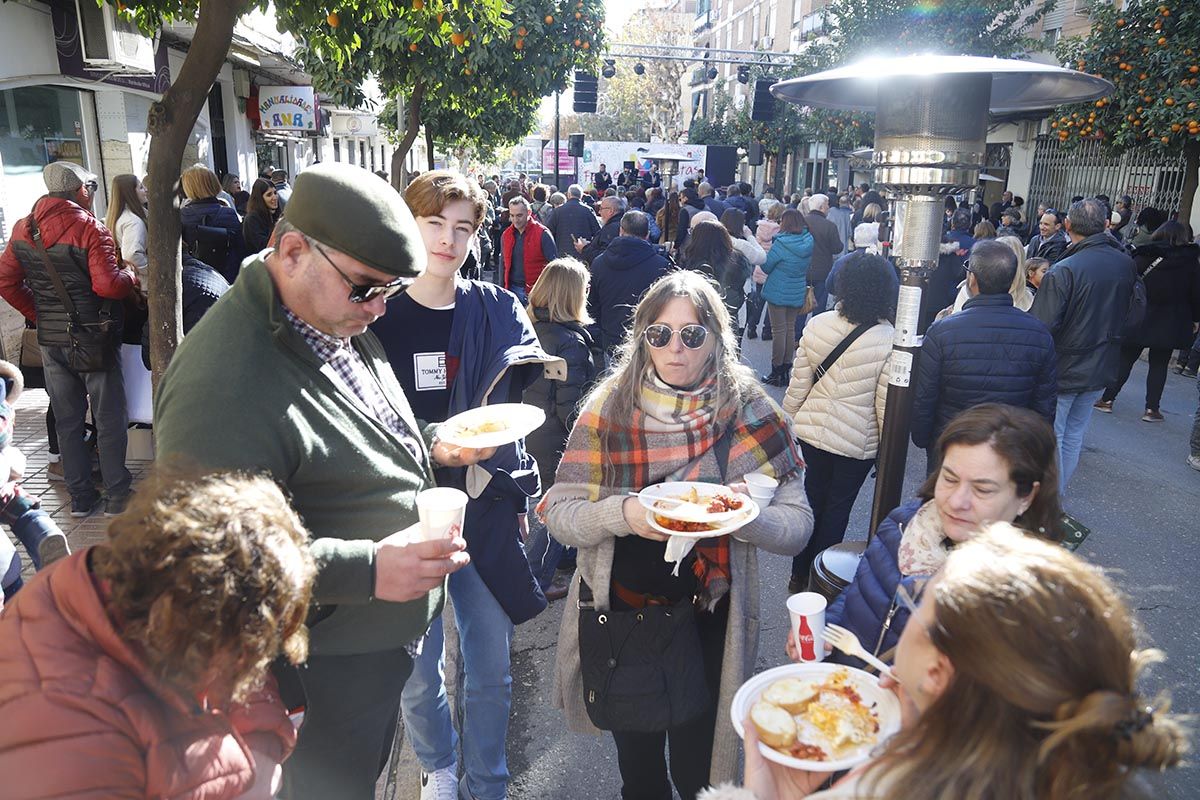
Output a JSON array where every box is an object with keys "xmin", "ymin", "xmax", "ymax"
[
  {"xmin": 744, "ymin": 472, "xmax": 778, "ymax": 506},
  {"xmin": 415, "ymin": 487, "xmax": 468, "ymax": 541}
]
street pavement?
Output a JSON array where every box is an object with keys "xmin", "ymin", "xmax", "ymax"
[{"xmin": 390, "ymin": 329, "xmax": 1200, "ymax": 799}]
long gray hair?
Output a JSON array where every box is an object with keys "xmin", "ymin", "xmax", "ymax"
[{"xmin": 590, "ymin": 270, "xmax": 761, "ymax": 442}]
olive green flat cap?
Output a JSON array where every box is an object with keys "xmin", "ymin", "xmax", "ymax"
[{"xmin": 284, "ymin": 162, "xmax": 426, "ymax": 278}]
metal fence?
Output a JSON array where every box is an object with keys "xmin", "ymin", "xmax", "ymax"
[{"xmin": 1028, "ymin": 134, "xmax": 1187, "ymax": 213}]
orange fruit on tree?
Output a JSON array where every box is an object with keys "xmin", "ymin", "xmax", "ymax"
[
  {"xmin": 545, "ymin": 15, "xmax": 554, "ymax": 24},
  {"xmin": 574, "ymin": 38, "xmax": 581, "ymax": 46},
  {"xmin": 582, "ymin": 40, "xmax": 590, "ymax": 49},
  {"xmin": 1162, "ymin": 136, "xmax": 1170, "ymax": 143},
  {"xmin": 409, "ymin": 42, "xmax": 419, "ymax": 52},
  {"xmin": 1172, "ymin": 123, "xmax": 1182, "ymax": 132},
  {"xmin": 1116, "ymin": 17, "xmax": 1125, "ymax": 26},
  {"xmin": 518, "ymin": 26, "xmax": 527, "ymax": 36},
  {"xmin": 413, "ymin": 0, "xmax": 424, "ymax": 8},
  {"xmin": 1191, "ymin": 66, "xmax": 1199, "ymax": 73},
  {"xmin": 575, "ymin": 11, "xmax": 582, "ymax": 19},
  {"xmin": 450, "ymin": 32, "xmax": 466, "ymax": 47},
  {"xmin": 438, "ymin": 12, "xmax": 444, "ymax": 23},
  {"xmin": 1165, "ymin": 97, "xmax": 1175, "ymax": 105},
  {"xmin": 327, "ymin": 11, "xmax": 339, "ymax": 26},
  {"xmin": 1158, "ymin": 37, "xmax": 1167, "ymax": 45},
  {"xmin": 515, "ymin": 38, "xmax": 524, "ymax": 49}
]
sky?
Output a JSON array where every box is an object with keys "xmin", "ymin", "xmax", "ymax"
[{"xmin": 536, "ymin": 0, "xmax": 641, "ymax": 135}]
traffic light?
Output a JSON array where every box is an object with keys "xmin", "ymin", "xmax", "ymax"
[
  {"xmin": 751, "ymin": 77, "xmax": 776, "ymax": 123},
  {"xmin": 573, "ymin": 71, "xmax": 598, "ymax": 114},
  {"xmin": 568, "ymin": 133, "xmax": 585, "ymax": 157}
]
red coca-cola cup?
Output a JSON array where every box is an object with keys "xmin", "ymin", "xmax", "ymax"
[{"xmin": 787, "ymin": 591, "xmax": 827, "ymax": 663}]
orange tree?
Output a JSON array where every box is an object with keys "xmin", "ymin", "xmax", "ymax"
[
  {"xmin": 296, "ymin": 0, "xmax": 604, "ymax": 185},
  {"xmin": 1056, "ymin": 1, "xmax": 1200, "ymax": 220}
]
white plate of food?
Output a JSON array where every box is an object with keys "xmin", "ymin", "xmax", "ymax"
[
  {"xmin": 436, "ymin": 403, "xmax": 546, "ymax": 449},
  {"xmin": 731, "ymin": 663, "xmax": 902, "ymax": 773},
  {"xmin": 637, "ymin": 481, "xmax": 756, "ymax": 523},
  {"xmin": 644, "ymin": 497, "xmax": 759, "ymax": 539}
]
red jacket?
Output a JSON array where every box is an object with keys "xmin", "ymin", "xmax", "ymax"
[
  {"xmin": 0, "ymin": 196, "xmax": 135, "ymax": 322},
  {"xmin": 0, "ymin": 549, "xmax": 296, "ymax": 799},
  {"xmin": 501, "ymin": 218, "xmax": 552, "ymax": 293}
]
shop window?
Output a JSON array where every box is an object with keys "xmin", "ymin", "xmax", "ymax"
[{"xmin": 0, "ymin": 86, "xmax": 89, "ymax": 221}]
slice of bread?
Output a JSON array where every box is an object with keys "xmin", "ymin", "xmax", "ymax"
[
  {"xmin": 761, "ymin": 678, "xmax": 820, "ymax": 714},
  {"xmin": 750, "ymin": 700, "xmax": 797, "ymax": 749}
]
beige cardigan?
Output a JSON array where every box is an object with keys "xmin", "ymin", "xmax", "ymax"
[{"xmin": 546, "ymin": 477, "xmax": 813, "ymax": 787}]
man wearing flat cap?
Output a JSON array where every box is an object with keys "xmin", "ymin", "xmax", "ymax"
[
  {"xmin": 155, "ymin": 162, "xmax": 493, "ymax": 799},
  {"xmin": 0, "ymin": 161, "xmax": 138, "ymax": 518}
]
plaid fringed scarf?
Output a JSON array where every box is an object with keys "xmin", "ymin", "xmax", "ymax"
[{"xmin": 540, "ymin": 370, "xmax": 803, "ymax": 607}]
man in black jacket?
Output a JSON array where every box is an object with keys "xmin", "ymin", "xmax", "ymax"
[
  {"xmin": 588, "ymin": 210, "xmax": 671, "ymax": 360},
  {"xmin": 805, "ymin": 194, "xmax": 844, "ymax": 313},
  {"xmin": 1025, "ymin": 211, "xmax": 1069, "ymax": 264},
  {"xmin": 576, "ymin": 195, "xmax": 624, "ymax": 265},
  {"xmin": 1030, "ymin": 198, "xmax": 1136, "ymax": 493},
  {"xmin": 548, "ymin": 184, "xmax": 600, "ymax": 255},
  {"xmin": 593, "ymin": 164, "xmax": 612, "ymax": 194}
]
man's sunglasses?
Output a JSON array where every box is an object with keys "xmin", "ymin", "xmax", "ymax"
[
  {"xmin": 644, "ymin": 323, "xmax": 708, "ymax": 350},
  {"xmin": 313, "ymin": 242, "xmax": 411, "ymax": 303}
]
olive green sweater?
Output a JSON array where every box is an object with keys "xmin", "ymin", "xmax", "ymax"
[{"xmin": 154, "ymin": 255, "xmax": 442, "ymax": 656}]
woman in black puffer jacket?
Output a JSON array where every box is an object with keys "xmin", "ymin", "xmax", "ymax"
[
  {"xmin": 1098, "ymin": 220, "xmax": 1200, "ymax": 421},
  {"xmin": 522, "ymin": 258, "xmax": 603, "ymax": 599}
]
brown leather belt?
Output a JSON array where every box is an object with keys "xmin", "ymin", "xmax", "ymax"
[{"xmin": 610, "ymin": 579, "xmax": 673, "ymax": 609}]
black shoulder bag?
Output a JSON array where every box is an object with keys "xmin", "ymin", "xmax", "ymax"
[
  {"xmin": 27, "ymin": 216, "xmax": 120, "ymax": 373},
  {"xmin": 577, "ymin": 429, "xmax": 732, "ymax": 732},
  {"xmin": 812, "ymin": 322, "xmax": 874, "ymax": 386}
]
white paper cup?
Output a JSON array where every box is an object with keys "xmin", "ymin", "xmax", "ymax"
[
  {"xmin": 415, "ymin": 488, "xmax": 468, "ymax": 542},
  {"xmin": 787, "ymin": 592, "xmax": 827, "ymax": 663},
  {"xmin": 744, "ymin": 472, "xmax": 779, "ymax": 499},
  {"xmin": 748, "ymin": 488, "xmax": 774, "ymax": 507}
]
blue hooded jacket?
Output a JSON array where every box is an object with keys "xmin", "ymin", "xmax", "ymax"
[
  {"xmin": 761, "ymin": 231, "xmax": 814, "ymax": 307},
  {"xmin": 440, "ymin": 281, "xmax": 557, "ymax": 624}
]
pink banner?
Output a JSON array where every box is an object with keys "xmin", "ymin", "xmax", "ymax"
[{"xmin": 542, "ymin": 147, "xmax": 574, "ymax": 172}]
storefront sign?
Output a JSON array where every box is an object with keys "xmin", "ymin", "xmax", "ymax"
[
  {"xmin": 258, "ymin": 86, "xmax": 317, "ymax": 132},
  {"xmin": 331, "ymin": 113, "xmax": 379, "ymax": 137}
]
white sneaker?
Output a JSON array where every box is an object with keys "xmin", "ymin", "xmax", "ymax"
[
  {"xmin": 1187, "ymin": 455, "xmax": 1200, "ymax": 472},
  {"xmin": 419, "ymin": 766, "xmax": 458, "ymax": 800}
]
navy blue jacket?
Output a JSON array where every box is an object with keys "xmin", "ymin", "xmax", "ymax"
[
  {"xmin": 441, "ymin": 281, "xmax": 555, "ymax": 624},
  {"xmin": 588, "ymin": 236, "xmax": 672, "ymax": 356},
  {"xmin": 826, "ymin": 500, "xmax": 921, "ymax": 667},
  {"xmin": 911, "ymin": 293, "xmax": 1057, "ymax": 449},
  {"xmin": 548, "ymin": 198, "xmax": 601, "ymax": 256},
  {"xmin": 180, "ymin": 197, "xmax": 245, "ymax": 282}
]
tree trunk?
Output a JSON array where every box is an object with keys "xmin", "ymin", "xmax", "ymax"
[
  {"xmin": 146, "ymin": 0, "xmax": 246, "ymax": 390},
  {"xmin": 390, "ymin": 81, "xmax": 426, "ymax": 190},
  {"xmin": 425, "ymin": 126, "xmax": 435, "ymax": 171},
  {"xmin": 1179, "ymin": 140, "xmax": 1199, "ymax": 225}
]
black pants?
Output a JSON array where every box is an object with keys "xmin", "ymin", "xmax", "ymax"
[
  {"xmin": 791, "ymin": 441, "xmax": 875, "ymax": 583},
  {"xmin": 280, "ymin": 648, "xmax": 414, "ymax": 800},
  {"xmin": 1102, "ymin": 345, "xmax": 1173, "ymax": 411},
  {"xmin": 610, "ymin": 599, "xmax": 728, "ymax": 800}
]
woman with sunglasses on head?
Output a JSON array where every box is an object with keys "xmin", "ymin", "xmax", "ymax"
[
  {"xmin": 728, "ymin": 526, "xmax": 1188, "ymax": 800},
  {"xmin": 370, "ymin": 170, "xmax": 557, "ymax": 800},
  {"xmin": 540, "ymin": 270, "xmax": 813, "ymax": 800},
  {"xmin": 787, "ymin": 403, "xmax": 1063, "ymax": 670}
]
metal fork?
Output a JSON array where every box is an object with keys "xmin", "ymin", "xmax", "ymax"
[{"xmin": 824, "ymin": 623, "xmax": 896, "ymax": 680}]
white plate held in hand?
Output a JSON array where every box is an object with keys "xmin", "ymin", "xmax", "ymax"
[{"xmin": 436, "ymin": 403, "xmax": 546, "ymax": 449}]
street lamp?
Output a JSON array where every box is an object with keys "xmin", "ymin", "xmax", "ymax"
[
  {"xmin": 770, "ymin": 54, "xmax": 1110, "ymax": 584},
  {"xmin": 643, "ymin": 151, "xmax": 694, "ymax": 248}
]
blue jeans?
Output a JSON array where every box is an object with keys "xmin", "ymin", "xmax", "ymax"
[
  {"xmin": 1054, "ymin": 389, "xmax": 1104, "ymax": 492},
  {"xmin": 401, "ymin": 561, "xmax": 515, "ymax": 800}
]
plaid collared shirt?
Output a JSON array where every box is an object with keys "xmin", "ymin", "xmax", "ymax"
[
  {"xmin": 283, "ymin": 306, "xmax": 427, "ymax": 657},
  {"xmin": 282, "ymin": 307, "xmax": 423, "ymax": 461}
]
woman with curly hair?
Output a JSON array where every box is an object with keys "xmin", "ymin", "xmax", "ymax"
[
  {"xmin": 735, "ymin": 527, "xmax": 1188, "ymax": 800},
  {"xmin": 0, "ymin": 467, "xmax": 316, "ymax": 800},
  {"xmin": 781, "ymin": 251, "xmax": 896, "ymax": 592},
  {"xmin": 541, "ymin": 270, "xmax": 812, "ymax": 798}
]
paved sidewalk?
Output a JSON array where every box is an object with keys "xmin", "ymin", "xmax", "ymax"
[{"xmin": 8, "ymin": 388, "xmax": 152, "ymax": 577}]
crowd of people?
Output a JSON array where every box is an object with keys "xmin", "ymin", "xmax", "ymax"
[{"xmin": 0, "ymin": 156, "xmax": 1193, "ymax": 800}]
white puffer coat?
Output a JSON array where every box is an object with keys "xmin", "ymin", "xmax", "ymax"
[{"xmin": 783, "ymin": 310, "xmax": 893, "ymax": 460}]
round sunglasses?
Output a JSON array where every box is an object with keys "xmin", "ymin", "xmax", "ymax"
[{"xmin": 644, "ymin": 323, "xmax": 708, "ymax": 350}]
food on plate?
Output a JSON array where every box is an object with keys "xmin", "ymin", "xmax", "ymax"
[
  {"xmin": 749, "ymin": 669, "xmax": 881, "ymax": 762},
  {"xmin": 761, "ymin": 677, "xmax": 820, "ymax": 714},
  {"xmin": 651, "ymin": 514, "xmax": 720, "ymax": 533},
  {"xmin": 749, "ymin": 700, "xmax": 797, "ymax": 749},
  {"xmin": 446, "ymin": 418, "xmax": 509, "ymax": 439},
  {"xmin": 653, "ymin": 486, "xmax": 745, "ymax": 516}
]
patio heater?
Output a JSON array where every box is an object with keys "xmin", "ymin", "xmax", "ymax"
[
  {"xmin": 642, "ymin": 151, "xmax": 694, "ymax": 248},
  {"xmin": 770, "ymin": 55, "xmax": 1110, "ymax": 587}
]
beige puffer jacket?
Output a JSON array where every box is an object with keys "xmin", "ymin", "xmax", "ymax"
[{"xmin": 783, "ymin": 311, "xmax": 893, "ymax": 459}]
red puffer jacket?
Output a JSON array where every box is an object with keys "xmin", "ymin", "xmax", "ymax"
[
  {"xmin": 0, "ymin": 548, "xmax": 296, "ymax": 799},
  {"xmin": 0, "ymin": 196, "xmax": 135, "ymax": 322}
]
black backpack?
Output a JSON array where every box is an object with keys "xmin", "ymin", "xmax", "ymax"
[{"xmin": 184, "ymin": 213, "xmax": 233, "ymax": 269}]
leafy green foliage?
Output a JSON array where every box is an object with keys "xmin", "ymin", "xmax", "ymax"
[{"xmin": 1055, "ymin": 1, "xmax": 1200, "ymax": 152}]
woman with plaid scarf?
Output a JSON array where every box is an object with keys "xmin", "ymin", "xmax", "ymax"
[{"xmin": 539, "ymin": 271, "xmax": 813, "ymax": 799}]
